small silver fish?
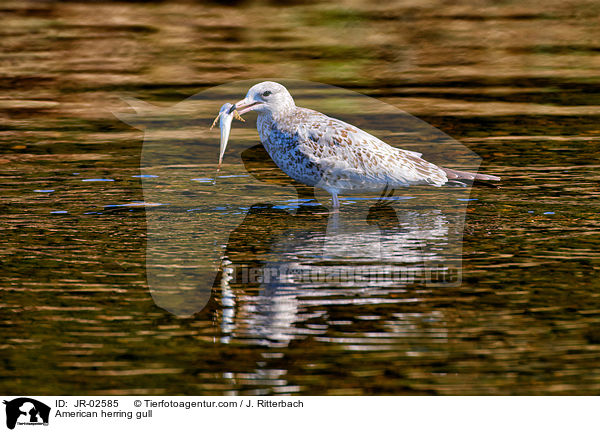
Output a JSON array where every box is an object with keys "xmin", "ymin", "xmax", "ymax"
[{"xmin": 210, "ymin": 103, "xmax": 244, "ymax": 173}]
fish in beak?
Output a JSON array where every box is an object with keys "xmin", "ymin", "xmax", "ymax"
[{"xmin": 211, "ymin": 103, "xmax": 244, "ymax": 173}]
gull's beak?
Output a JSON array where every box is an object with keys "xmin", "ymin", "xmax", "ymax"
[{"xmin": 230, "ymin": 97, "xmax": 263, "ymax": 115}]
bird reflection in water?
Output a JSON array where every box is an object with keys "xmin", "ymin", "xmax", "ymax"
[{"xmin": 215, "ymin": 144, "xmax": 462, "ymax": 348}]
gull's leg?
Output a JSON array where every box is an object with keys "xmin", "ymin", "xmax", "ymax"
[
  {"xmin": 332, "ymin": 192, "xmax": 340, "ymax": 209},
  {"xmin": 376, "ymin": 184, "xmax": 389, "ymax": 206}
]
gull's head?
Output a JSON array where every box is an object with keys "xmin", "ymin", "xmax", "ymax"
[{"xmin": 231, "ymin": 81, "xmax": 295, "ymax": 117}]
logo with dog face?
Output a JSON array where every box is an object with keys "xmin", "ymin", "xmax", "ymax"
[{"xmin": 3, "ymin": 398, "xmax": 50, "ymax": 429}]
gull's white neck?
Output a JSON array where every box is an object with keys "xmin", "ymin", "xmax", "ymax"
[{"xmin": 257, "ymin": 100, "xmax": 296, "ymax": 129}]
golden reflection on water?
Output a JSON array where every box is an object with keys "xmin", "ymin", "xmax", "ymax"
[{"xmin": 2, "ymin": 0, "xmax": 600, "ymax": 395}]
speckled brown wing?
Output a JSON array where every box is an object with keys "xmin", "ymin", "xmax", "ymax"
[{"xmin": 291, "ymin": 108, "xmax": 448, "ymax": 192}]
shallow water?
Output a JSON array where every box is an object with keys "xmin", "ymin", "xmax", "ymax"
[{"xmin": 2, "ymin": 0, "xmax": 600, "ymax": 395}]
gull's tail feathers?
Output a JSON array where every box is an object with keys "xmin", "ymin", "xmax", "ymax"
[{"xmin": 442, "ymin": 167, "xmax": 501, "ymax": 182}]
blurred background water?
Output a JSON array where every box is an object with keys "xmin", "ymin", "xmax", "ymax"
[{"xmin": 2, "ymin": 0, "xmax": 600, "ymax": 395}]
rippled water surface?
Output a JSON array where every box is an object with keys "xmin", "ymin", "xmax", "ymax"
[{"xmin": 2, "ymin": 0, "xmax": 600, "ymax": 395}]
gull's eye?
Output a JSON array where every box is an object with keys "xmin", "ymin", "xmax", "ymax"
[{"xmin": 262, "ymin": 91, "xmax": 272, "ymax": 98}]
